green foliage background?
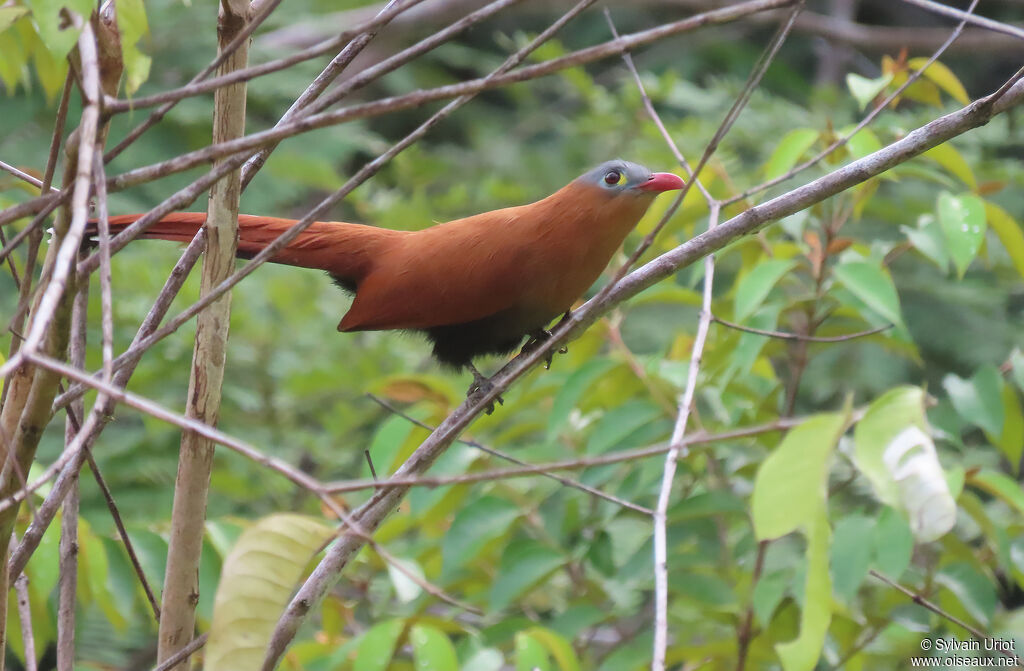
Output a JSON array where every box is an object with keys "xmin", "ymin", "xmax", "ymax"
[{"xmin": 0, "ymin": 0, "xmax": 1023, "ymax": 669}]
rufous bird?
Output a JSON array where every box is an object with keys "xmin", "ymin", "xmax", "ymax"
[{"xmin": 99, "ymin": 160, "xmax": 683, "ymax": 395}]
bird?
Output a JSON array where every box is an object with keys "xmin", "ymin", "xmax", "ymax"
[{"xmin": 98, "ymin": 159, "xmax": 684, "ymax": 399}]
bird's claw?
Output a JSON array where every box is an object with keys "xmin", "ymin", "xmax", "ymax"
[
  {"xmin": 467, "ymin": 365, "xmax": 503, "ymax": 415},
  {"xmin": 521, "ymin": 329, "xmax": 569, "ymax": 369}
]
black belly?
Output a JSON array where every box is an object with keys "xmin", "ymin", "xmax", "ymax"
[{"xmin": 423, "ymin": 308, "xmax": 534, "ymax": 369}]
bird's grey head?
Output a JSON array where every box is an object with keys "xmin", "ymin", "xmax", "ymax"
[{"xmin": 576, "ymin": 160, "xmax": 684, "ymax": 196}]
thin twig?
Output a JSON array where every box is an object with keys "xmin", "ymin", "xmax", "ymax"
[
  {"xmin": 0, "ymin": 160, "xmax": 48, "ymax": 192},
  {"xmin": 14, "ymin": 575, "xmax": 36, "ymax": 671},
  {"xmin": 366, "ymin": 394, "xmax": 652, "ymax": 513},
  {"xmin": 712, "ymin": 315, "xmax": 893, "ymax": 342}
]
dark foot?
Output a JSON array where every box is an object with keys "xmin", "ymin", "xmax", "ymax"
[
  {"xmin": 467, "ymin": 363, "xmax": 503, "ymax": 415},
  {"xmin": 520, "ymin": 325, "xmax": 569, "ymax": 370}
]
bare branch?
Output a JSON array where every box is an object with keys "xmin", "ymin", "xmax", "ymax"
[{"xmin": 712, "ymin": 316, "xmax": 893, "ymax": 342}]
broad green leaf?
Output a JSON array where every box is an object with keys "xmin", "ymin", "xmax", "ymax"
[
  {"xmin": 841, "ymin": 125, "xmax": 882, "ymax": 160},
  {"xmin": 991, "ymin": 384, "xmax": 1023, "ymax": 470},
  {"xmin": 853, "ymin": 387, "xmax": 956, "ymax": 542},
  {"xmin": 831, "ymin": 515, "xmax": 873, "ymax": 602},
  {"xmin": 873, "ymin": 507, "xmax": 913, "ymax": 579},
  {"xmin": 355, "ymin": 619, "xmax": 406, "ymax": 671},
  {"xmin": 777, "ymin": 509, "xmax": 832, "ymax": 671},
  {"xmin": 923, "ymin": 144, "xmax": 976, "ymax": 190},
  {"xmin": 968, "ymin": 470, "xmax": 1024, "ymax": 516},
  {"xmin": 410, "ymin": 624, "xmax": 458, "ymax": 671},
  {"xmin": 733, "ymin": 259, "xmax": 795, "ymax": 324},
  {"xmin": 464, "ymin": 648, "xmax": 504, "ymax": 671},
  {"xmin": 490, "ymin": 541, "xmax": 565, "ymax": 611},
  {"xmin": 901, "ymin": 215, "xmax": 948, "ymax": 271},
  {"xmin": 935, "ymin": 562, "xmax": 997, "ymax": 625},
  {"xmin": 546, "ymin": 359, "xmax": 616, "ymax": 439},
  {"xmin": 908, "ymin": 57, "xmax": 970, "ymax": 105},
  {"xmin": 0, "ymin": 7, "xmax": 29, "ymax": 32},
  {"xmin": 985, "ymin": 202, "xmax": 1024, "ymax": 279},
  {"xmin": 25, "ymin": 0, "xmax": 94, "ymax": 60},
  {"xmin": 937, "ymin": 191, "xmax": 986, "ymax": 278},
  {"xmin": 764, "ymin": 128, "xmax": 819, "ymax": 180},
  {"xmin": 114, "ymin": 0, "xmax": 151, "ymax": 94},
  {"xmin": 0, "ymin": 27, "xmax": 27, "ymax": 91},
  {"xmin": 1012, "ymin": 350, "xmax": 1024, "ymax": 394},
  {"xmin": 584, "ymin": 401, "xmax": 662, "ymax": 454},
  {"xmin": 832, "ymin": 261, "xmax": 903, "ymax": 327},
  {"xmin": 752, "ymin": 412, "xmax": 847, "ymax": 539},
  {"xmin": 943, "ymin": 365, "xmax": 1004, "ymax": 437},
  {"xmin": 526, "ymin": 627, "xmax": 580, "ymax": 671},
  {"xmin": 847, "ymin": 72, "xmax": 893, "ymax": 110},
  {"xmin": 441, "ymin": 496, "xmax": 521, "ymax": 578},
  {"xmin": 753, "ymin": 570, "xmax": 789, "ymax": 625},
  {"xmin": 206, "ymin": 514, "xmax": 334, "ymax": 671},
  {"xmin": 515, "ymin": 631, "xmax": 550, "ymax": 671}
]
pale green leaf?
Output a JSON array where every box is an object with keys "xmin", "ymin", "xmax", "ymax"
[
  {"xmin": 752, "ymin": 412, "xmax": 847, "ymax": 539},
  {"xmin": 546, "ymin": 359, "xmax": 616, "ymax": 440},
  {"xmin": 937, "ymin": 191, "xmax": 986, "ymax": 278},
  {"xmin": 847, "ymin": 72, "xmax": 893, "ymax": 110},
  {"xmin": 355, "ymin": 620, "xmax": 405, "ymax": 671},
  {"xmin": 936, "ymin": 562, "xmax": 997, "ymax": 625},
  {"xmin": 843, "ymin": 126, "xmax": 882, "ymax": 160},
  {"xmin": 205, "ymin": 514, "xmax": 334, "ymax": 671},
  {"xmin": 516, "ymin": 631, "xmax": 550, "ymax": 671},
  {"xmin": 901, "ymin": 215, "xmax": 948, "ymax": 271},
  {"xmin": 943, "ymin": 365, "xmax": 1004, "ymax": 437},
  {"xmin": 410, "ymin": 624, "xmax": 458, "ymax": 671},
  {"xmin": 776, "ymin": 509, "xmax": 832, "ymax": 671},
  {"xmin": 872, "ymin": 507, "xmax": 913, "ymax": 579},
  {"xmin": 0, "ymin": 7, "xmax": 29, "ymax": 32},
  {"xmin": 968, "ymin": 470, "xmax": 1024, "ymax": 516},
  {"xmin": 985, "ymin": 202, "xmax": 1024, "ymax": 279},
  {"xmin": 25, "ymin": 0, "xmax": 93, "ymax": 59},
  {"xmin": 832, "ymin": 261, "xmax": 903, "ymax": 327},
  {"xmin": 733, "ymin": 259, "xmax": 795, "ymax": 323},
  {"xmin": 387, "ymin": 557, "xmax": 425, "ymax": 604},
  {"xmin": 1011, "ymin": 349, "xmax": 1024, "ymax": 394},
  {"xmin": 831, "ymin": 515, "xmax": 873, "ymax": 602},
  {"xmin": 764, "ymin": 128, "xmax": 819, "ymax": 180},
  {"xmin": 441, "ymin": 496, "xmax": 521, "ymax": 579}
]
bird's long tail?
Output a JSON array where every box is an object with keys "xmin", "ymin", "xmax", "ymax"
[{"xmin": 98, "ymin": 212, "xmax": 399, "ymax": 290}]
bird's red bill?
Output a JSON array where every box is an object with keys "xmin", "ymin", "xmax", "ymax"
[{"xmin": 636, "ymin": 172, "xmax": 685, "ymax": 192}]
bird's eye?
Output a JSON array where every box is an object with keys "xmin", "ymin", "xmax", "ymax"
[{"xmin": 604, "ymin": 170, "xmax": 621, "ymax": 185}]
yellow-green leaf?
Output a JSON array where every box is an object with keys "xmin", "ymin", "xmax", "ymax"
[
  {"xmin": 205, "ymin": 514, "xmax": 334, "ymax": 671},
  {"xmin": 0, "ymin": 7, "xmax": 29, "ymax": 32},
  {"xmin": 985, "ymin": 202, "xmax": 1024, "ymax": 279},
  {"xmin": 908, "ymin": 57, "xmax": 970, "ymax": 105},
  {"xmin": 923, "ymin": 143, "xmax": 976, "ymax": 190},
  {"xmin": 764, "ymin": 128, "xmax": 819, "ymax": 180}
]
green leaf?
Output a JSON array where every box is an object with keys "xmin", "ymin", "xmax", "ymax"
[
  {"xmin": 992, "ymin": 384, "xmax": 1023, "ymax": 470},
  {"xmin": 733, "ymin": 259, "xmax": 795, "ymax": 324},
  {"xmin": 846, "ymin": 72, "xmax": 893, "ymax": 110},
  {"xmin": 0, "ymin": 7, "xmax": 29, "ymax": 32},
  {"xmin": 985, "ymin": 202, "xmax": 1024, "ymax": 279},
  {"xmin": 907, "ymin": 57, "xmax": 970, "ymax": 105},
  {"xmin": 752, "ymin": 412, "xmax": 847, "ymax": 540},
  {"xmin": 515, "ymin": 631, "xmax": 550, "ymax": 671},
  {"xmin": 923, "ymin": 143, "xmax": 976, "ymax": 190},
  {"xmin": 585, "ymin": 401, "xmax": 662, "ymax": 454},
  {"xmin": 842, "ymin": 126, "xmax": 882, "ymax": 160},
  {"xmin": 764, "ymin": 128, "xmax": 819, "ymax": 180},
  {"xmin": 526, "ymin": 627, "xmax": 580, "ymax": 671},
  {"xmin": 490, "ymin": 541, "xmax": 565, "ymax": 611},
  {"xmin": 546, "ymin": 359, "xmax": 616, "ymax": 440},
  {"xmin": 901, "ymin": 215, "xmax": 949, "ymax": 271},
  {"xmin": 832, "ymin": 261, "xmax": 903, "ymax": 327},
  {"xmin": 355, "ymin": 619, "xmax": 406, "ymax": 671},
  {"xmin": 935, "ymin": 562, "xmax": 997, "ymax": 625},
  {"xmin": 937, "ymin": 191, "xmax": 986, "ymax": 278},
  {"xmin": 441, "ymin": 496, "xmax": 521, "ymax": 579},
  {"xmin": 410, "ymin": 624, "xmax": 458, "ymax": 671},
  {"xmin": 115, "ymin": 0, "xmax": 151, "ymax": 94},
  {"xmin": 387, "ymin": 557, "xmax": 425, "ymax": 604},
  {"xmin": 777, "ymin": 509, "xmax": 832, "ymax": 671},
  {"xmin": 968, "ymin": 470, "xmax": 1024, "ymax": 516},
  {"xmin": 853, "ymin": 387, "xmax": 955, "ymax": 542},
  {"xmin": 872, "ymin": 507, "xmax": 913, "ymax": 579},
  {"xmin": 205, "ymin": 514, "xmax": 334, "ymax": 671},
  {"xmin": 943, "ymin": 365, "xmax": 1004, "ymax": 437},
  {"xmin": 25, "ymin": 0, "xmax": 94, "ymax": 60},
  {"xmin": 831, "ymin": 515, "xmax": 873, "ymax": 602},
  {"xmin": 1012, "ymin": 350, "xmax": 1024, "ymax": 394},
  {"xmin": 753, "ymin": 570, "xmax": 789, "ymax": 625}
]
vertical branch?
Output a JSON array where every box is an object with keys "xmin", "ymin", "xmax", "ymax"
[
  {"xmin": 14, "ymin": 574, "xmax": 35, "ymax": 671},
  {"xmin": 56, "ymin": 274, "xmax": 88, "ymax": 671},
  {"xmin": 156, "ymin": 0, "xmax": 250, "ymax": 666}
]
